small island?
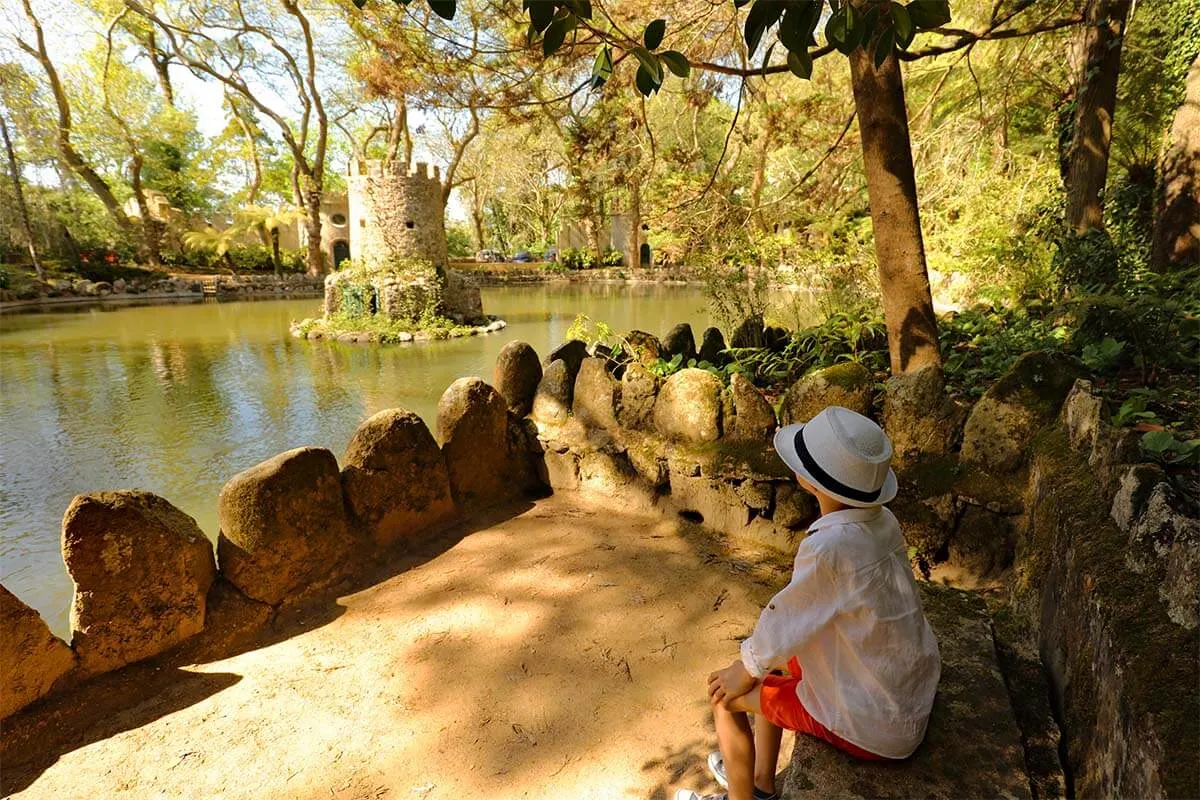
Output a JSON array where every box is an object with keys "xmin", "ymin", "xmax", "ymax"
[{"xmin": 291, "ymin": 160, "xmax": 506, "ymax": 344}]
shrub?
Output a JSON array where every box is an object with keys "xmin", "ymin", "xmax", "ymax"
[
  {"xmin": 559, "ymin": 247, "xmax": 596, "ymax": 270},
  {"xmin": 601, "ymin": 248, "xmax": 624, "ymax": 266}
]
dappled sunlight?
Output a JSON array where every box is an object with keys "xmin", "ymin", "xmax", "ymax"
[{"xmin": 7, "ymin": 495, "xmax": 782, "ymax": 799}]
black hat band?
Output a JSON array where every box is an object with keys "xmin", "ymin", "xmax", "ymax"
[{"xmin": 794, "ymin": 427, "xmax": 882, "ymax": 504}]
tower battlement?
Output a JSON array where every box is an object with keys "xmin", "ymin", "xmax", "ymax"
[
  {"xmin": 345, "ymin": 159, "xmax": 448, "ymax": 271},
  {"xmin": 349, "ymin": 159, "xmax": 442, "ymax": 187}
]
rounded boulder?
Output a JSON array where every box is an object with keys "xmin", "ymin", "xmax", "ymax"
[
  {"xmin": 653, "ymin": 368, "xmax": 725, "ymax": 444},
  {"xmin": 532, "ymin": 359, "xmax": 573, "ymax": 427},
  {"xmin": 62, "ymin": 491, "xmax": 216, "ymax": 675},
  {"xmin": 1, "ymin": 586, "xmax": 76, "ymax": 718},
  {"xmin": 662, "ymin": 323, "xmax": 698, "ymax": 364},
  {"xmin": 217, "ymin": 447, "xmax": 355, "ymax": 606},
  {"xmin": 618, "ymin": 362, "xmax": 659, "ymax": 430},
  {"xmin": 624, "ymin": 330, "xmax": 665, "ymax": 368},
  {"xmin": 342, "ymin": 409, "xmax": 456, "ymax": 548},
  {"xmin": 961, "ymin": 351, "xmax": 1088, "ymax": 472},
  {"xmin": 544, "ymin": 339, "xmax": 588, "ymax": 385},
  {"xmin": 493, "ymin": 340, "xmax": 543, "ymax": 417},
  {"xmin": 730, "ymin": 372, "xmax": 777, "ymax": 441},
  {"xmin": 698, "ymin": 327, "xmax": 728, "ymax": 366},
  {"xmin": 437, "ymin": 378, "xmax": 511, "ymax": 508},
  {"xmin": 780, "ymin": 362, "xmax": 874, "ymax": 425},
  {"xmin": 572, "ymin": 357, "xmax": 620, "ymax": 430}
]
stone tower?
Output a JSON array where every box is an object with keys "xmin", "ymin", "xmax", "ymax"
[
  {"xmin": 347, "ymin": 160, "xmax": 448, "ymax": 269},
  {"xmin": 327, "ymin": 159, "xmax": 483, "ymax": 325}
]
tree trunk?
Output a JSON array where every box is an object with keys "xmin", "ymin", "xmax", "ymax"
[
  {"xmin": 145, "ymin": 31, "xmax": 174, "ymax": 107},
  {"xmin": 18, "ymin": 0, "xmax": 130, "ymax": 233},
  {"xmin": 625, "ymin": 177, "xmax": 641, "ymax": 268},
  {"xmin": 129, "ymin": 153, "xmax": 163, "ymax": 268},
  {"xmin": 748, "ymin": 111, "xmax": 774, "ymax": 234},
  {"xmin": 271, "ymin": 228, "xmax": 283, "ymax": 277},
  {"xmin": 303, "ymin": 188, "xmax": 324, "ymax": 276},
  {"xmin": 229, "ymin": 97, "xmax": 262, "ymax": 204},
  {"xmin": 849, "ymin": 46, "xmax": 941, "ymax": 375},
  {"xmin": 1064, "ymin": 0, "xmax": 1132, "ymax": 235},
  {"xmin": 1, "ymin": 115, "xmax": 42, "ymax": 279},
  {"xmin": 471, "ymin": 209, "xmax": 486, "ymax": 252},
  {"xmin": 1150, "ymin": 53, "xmax": 1200, "ymax": 270}
]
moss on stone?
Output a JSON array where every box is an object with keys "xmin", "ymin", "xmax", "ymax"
[
  {"xmin": 1017, "ymin": 428, "xmax": 1199, "ymax": 798},
  {"xmin": 987, "ymin": 351, "xmax": 1087, "ymax": 419},
  {"xmin": 817, "ymin": 361, "xmax": 872, "ymax": 391},
  {"xmin": 686, "ymin": 438, "xmax": 793, "ymax": 480},
  {"xmin": 897, "ymin": 453, "xmax": 962, "ymax": 499}
]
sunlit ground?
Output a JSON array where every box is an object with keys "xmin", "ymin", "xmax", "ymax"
[{"xmin": 3, "ymin": 494, "xmax": 794, "ymax": 800}]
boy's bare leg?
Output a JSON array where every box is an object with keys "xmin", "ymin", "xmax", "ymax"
[
  {"xmin": 712, "ymin": 696, "xmax": 756, "ymax": 800},
  {"xmin": 713, "ymin": 685, "xmax": 774, "ymax": 800},
  {"xmin": 752, "ymin": 713, "xmax": 783, "ymax": 795}
]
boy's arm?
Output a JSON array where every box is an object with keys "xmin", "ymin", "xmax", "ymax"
[{"xmin": 740, "ymin": 552, "xmax": 837, "ymax": 678}]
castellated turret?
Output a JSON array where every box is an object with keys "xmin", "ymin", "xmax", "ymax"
[{"xmin": 347, "ymin": 160, "xmax": 448, "ymax": 269}]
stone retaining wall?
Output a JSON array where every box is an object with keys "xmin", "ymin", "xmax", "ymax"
[
  {"xmin": 2, "ymin": 326, "xmax": 1196, "ymax": 799},
  {"xmin": 0, "ymin": 274, "xmax": 324, "ymax": 309},
  {"xmin": 0, "ymin": 376, "xmax": 547, "ymax": 720}
]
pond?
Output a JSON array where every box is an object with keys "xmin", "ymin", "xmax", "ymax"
[{"xmin": 0, "ymin": 283, "xmax": 818, "ymax": 636}]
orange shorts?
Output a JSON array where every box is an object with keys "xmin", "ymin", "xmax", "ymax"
[{"xmin": 757, "ymin": 658, "xmax": 887, "ymax": 761}]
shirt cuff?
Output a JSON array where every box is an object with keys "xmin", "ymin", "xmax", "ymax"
[{"xmin": 740, "ymin": 637, "xmax": 767, "ymax": 679}]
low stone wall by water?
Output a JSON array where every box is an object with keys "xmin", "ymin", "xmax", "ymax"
[
  {"xmin": 0, "ymin": 274, "xmax": 324, "ymax": 309},
  {"xmin": 2, "ymin": 323, "xmax": 1196, "ymax": 799},
  {"xmin": 0, "ymin": 374, "xmax": 548, "ymax": 719}
]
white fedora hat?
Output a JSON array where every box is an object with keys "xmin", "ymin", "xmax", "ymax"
[{"xmin": 773, "ymin": 406, "xmax": 897, "ymax": 508}]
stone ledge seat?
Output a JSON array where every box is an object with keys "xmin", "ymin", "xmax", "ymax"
[{"xmin": 782, "ymin": 583, "xmax": 1031, "ymax": 799}]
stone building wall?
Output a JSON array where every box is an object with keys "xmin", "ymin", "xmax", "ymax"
[{"xmin": 347, "ymin": 160, "xmax": 448, "ymax": 270}]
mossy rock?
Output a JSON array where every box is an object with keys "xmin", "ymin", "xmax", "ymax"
[
  {"xmin": 1013, "ymin": 429, "xmax": 1199, "ymax": 798},
  {"xmin": 961, "ymin": 351, "xmax": 1088, "ymax": 473},
  {"xmin": 780, "ymin": 362, "xmax": 874, "ymax": 425}
]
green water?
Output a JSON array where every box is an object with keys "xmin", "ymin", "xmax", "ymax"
[{"xmin": 0, "ymin": 284, "xmax": 806, "ymax": 636}]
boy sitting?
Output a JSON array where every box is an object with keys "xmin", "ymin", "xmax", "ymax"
[{"xmin": 677, "ymin": 406, "xmax": 941, "ymax": 800}]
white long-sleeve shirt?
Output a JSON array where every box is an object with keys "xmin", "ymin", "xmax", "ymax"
[{"xmin": 740, "ymin": 505, "xmax": 941, "ymax": 759}]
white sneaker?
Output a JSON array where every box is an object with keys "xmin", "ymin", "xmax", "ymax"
[
  {"xmin": 707, "ymin": 751, "xmax": 728, "ymax": 788},
  {"xmin": 674, "ymin": 791, "xmax": 726, "ymax": 800}
]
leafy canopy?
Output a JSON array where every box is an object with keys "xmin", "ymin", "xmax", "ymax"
[{"xmin": 353, "ymin": 0, "xmax": 953, "ymax": 96}]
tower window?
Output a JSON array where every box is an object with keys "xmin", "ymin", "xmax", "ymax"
[
  {"xmin": 331, "ymin": 213, "xmax": 347, "ymax": 226},
  {"xmin": 405, "ymin": 220, "xmax": 415, "ymax": 229}
]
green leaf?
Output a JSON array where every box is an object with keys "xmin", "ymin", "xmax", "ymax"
[
  {"xmin": 892, "ymin": 3, "xmax": 915, "ymax": 48},
  {"xmin": 826, "ymin": 5, "xmax": 860, "ymax": 55},
  {"xmin": 1141, "ymin": 430, "xmax": 1175, "ymax": 454},
  {"xmin": 659, "ymin": 49, "xmax": 691, "ymax": 78},
  {"xmin": 744, "ymin": 0, "xmax": 784, "ymax": 58},
  {"xmin": 778, "ymin": 3, "xmax": 817, "ymax": 53},
  {"xmin": 427, "ymin": 0, "xmax": 455, "ymax": 20},
  {"xmin": 562, "ymin": 0, "xmax": 593, "ymax": 19},
  {"xmin": 529, "ymin": 1, "xmax": 554, "ymax": 33},
  {"xmin": 632, "ymin": 46, "xmax": 663, "ymax": 82},
  {"xmin": 907, "ymin": 0, "xmax": 951, "ymax": 29},
  {"xmin": 635, "ymin": 61, "xmax": 662, "ymax": 95},
  {"xmin": 786, "ymin": 48, "xmax": 813, "ymax": 79},
  {"xmin": 590, "ymin": 45, "xmax": 613, "ymax": 89},
  {"xmin": 644, "ymin": 18, "xmax": 667, "ymax": 50},
  {"xmin": 874, "ymin": 26, "xmax": 894, "ymax": 67},
  {"xmin": 543, "ymin": 14, "xmax": 574, "ymax": 57}
]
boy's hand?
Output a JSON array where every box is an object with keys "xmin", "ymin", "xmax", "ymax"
[{"xmin": 707, "ymin": 660, "xmax": 756, "ymax": 707}]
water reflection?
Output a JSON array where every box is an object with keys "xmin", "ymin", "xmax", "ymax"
[{"xmin": 0, "ymin": 284, "xmax": 816, "ymax": 636}]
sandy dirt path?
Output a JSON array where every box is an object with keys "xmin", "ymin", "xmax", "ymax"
[{"xmin": 7, "ymin": 494, "xmax": 794, "ymax": 800}]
